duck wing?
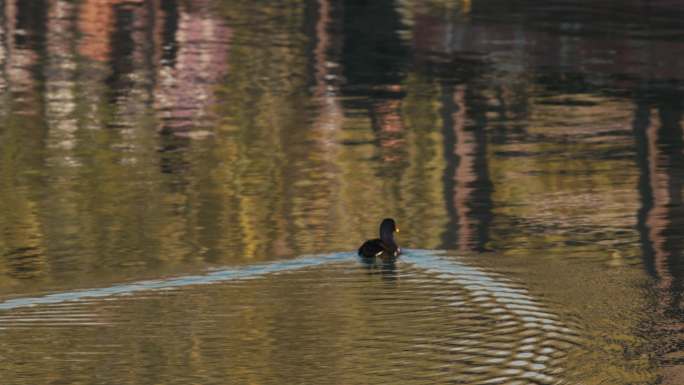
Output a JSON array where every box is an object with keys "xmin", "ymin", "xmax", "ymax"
[{"xmin": 358, "ymin": 238, "xmax": 385, "ymax": 258}]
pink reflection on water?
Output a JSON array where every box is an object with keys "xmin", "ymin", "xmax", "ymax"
[{"xmin": 154, "ymin": 1, "xmax": 231, "ymax": 136}]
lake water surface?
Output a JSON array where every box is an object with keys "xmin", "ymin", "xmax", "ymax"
[{"xmin": 1, "ymin": 1, "xmax": 684, "ymax": 384}]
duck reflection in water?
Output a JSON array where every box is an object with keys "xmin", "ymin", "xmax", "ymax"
[{"xmin": 358, "ymin": 255, "xmax": 399, "ymax": 282}]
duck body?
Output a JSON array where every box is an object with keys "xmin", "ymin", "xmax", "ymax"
[
  {"xmin": 359, "ymin": 238, "xmax": 392, "ymax": 258},
  {"xmin": 358, "ymin": 218, "xmax": 400, "ymax": 259}
]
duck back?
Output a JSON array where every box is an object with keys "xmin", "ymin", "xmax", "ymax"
[{"xmin": 358, "ymin": 238, "xmax": 385, "ymax": 258}]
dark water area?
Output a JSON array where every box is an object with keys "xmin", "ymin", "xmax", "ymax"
[{"xmin": 1, "ymin": 0, "xmax": 684, "ymax": 383}]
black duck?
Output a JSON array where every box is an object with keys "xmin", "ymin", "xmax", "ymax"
[{"xmin": 358, "ymin": 218, "xmax": 400, "ymax": 258}]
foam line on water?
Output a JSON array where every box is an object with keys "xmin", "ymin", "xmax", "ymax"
[
  {"xmin": 403, "ymin": 250, "xmax": 564, "ymax": 324},
  {"xmin": 0, "ymin": 252, "xmax": 353, "ymax": 310}
]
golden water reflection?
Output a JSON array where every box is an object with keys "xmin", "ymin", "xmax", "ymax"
[{"xmin": 0, "ymin": 0, "xmax": 683, "ymax": 383}]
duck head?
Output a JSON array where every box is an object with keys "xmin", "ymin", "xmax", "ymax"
[{"xmin": 379, "ymin": 218, "xmax": 400, "ymax": 254}]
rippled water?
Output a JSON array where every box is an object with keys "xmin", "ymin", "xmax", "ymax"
[
  {"xmin": 1, "ymin": 0, "xmax": 684, "ymax": 384},
  {"xmin": 0, "ymin": 250, "xmax": 581, "ymax": 384}
]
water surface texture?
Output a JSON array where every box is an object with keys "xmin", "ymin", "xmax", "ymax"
[{"xmin": 1, "ymin": 0, "xmax": 684, "ymax": 384}]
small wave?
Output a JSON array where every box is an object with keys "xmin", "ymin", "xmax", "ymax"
[
  {"xmin": 0, "ymin": 249, "xmax": 579, "ymax": 384},
  {"xmin": 0, "ymin": 252, "xmax": 352, "ymax": 311}
]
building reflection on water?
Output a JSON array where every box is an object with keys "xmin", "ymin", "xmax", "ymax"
[
  {"xmin": 439, "ymin": 84, "xmax": 493, "ymax": 252},
  {"xmin": 0, "ymin": 0, "xmax": 682, "ymax": 294},
  {"xmin": 634, "ymin": 84, "xmax": 684, "ymax": 375},
  {"xmin": 409, "ymin": 1, "xmax": 684, "ymax": 380}
]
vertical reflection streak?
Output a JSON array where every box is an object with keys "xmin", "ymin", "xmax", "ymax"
[
  {"xmin": 8, "ymin": 0, "xmax": 45, "ymax": 114},
  {"xmin": 441, "ymin": 83, "xmax": 492, "ymax": 252},
  {"xmin": 636, "ymin": 92, "xmax": 684, "ymax": 312},
  {"xmin": 0, "ymin": 0, "xmax": 7, "ymax": 97},
  {"xmin": 312, "ymin": 0, "xmax": 343, "ymax": 141},
  {"xmin": 646, "ymin": 107, "xmax": 674, "ymax": 304},
  {"xmin": 453, "ymin": 86, "xmax": 475, "ymax": 250},
  {"xmin": 45, "ymin": 0, "xmax": 78, "ymax": 165},
  {"xmin": 635, "ymin": 97, "xmax": 656, "ymax": 278},
  {"xmin": 635, "ymin": 87, "xmax": 684, "ymax": 373},
  {"xmin": 440, "ymin": 83, "xmax": 460, "ymax": 249},
  {"xmin": 153, "ymin": 0, "xmax": 231, "ymax": 136}
]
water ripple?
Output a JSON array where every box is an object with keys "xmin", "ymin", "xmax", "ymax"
[
  {"xmin": 0, "ymin": 252, "xmax": 352, "ymax": 310},
  {"xmin": 0, "ymin": 250, "xmax": 580, "ymax": 384}
]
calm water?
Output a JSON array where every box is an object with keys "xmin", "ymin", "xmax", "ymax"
[{"xmin": 1, "ymin": 0, "xmax": 683, "ymax": 384}]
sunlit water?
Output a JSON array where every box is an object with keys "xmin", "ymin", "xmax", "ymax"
[
  {"xmin": 0, "ymin": 250, "xmax": 580, "ymax": 384},
  {"xmin": 1, "ymin": 0, "xmax": 684, "ymax": 384}
]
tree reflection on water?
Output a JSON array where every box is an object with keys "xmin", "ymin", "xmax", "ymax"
[{"xmin": 0, "ymin": 0, "xmax": 684, "ymax": 383}]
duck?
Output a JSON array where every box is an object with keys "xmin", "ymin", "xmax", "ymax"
[{"xmin": 358, "ymin": 218, "xmax": 401, "ymax": 258}]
